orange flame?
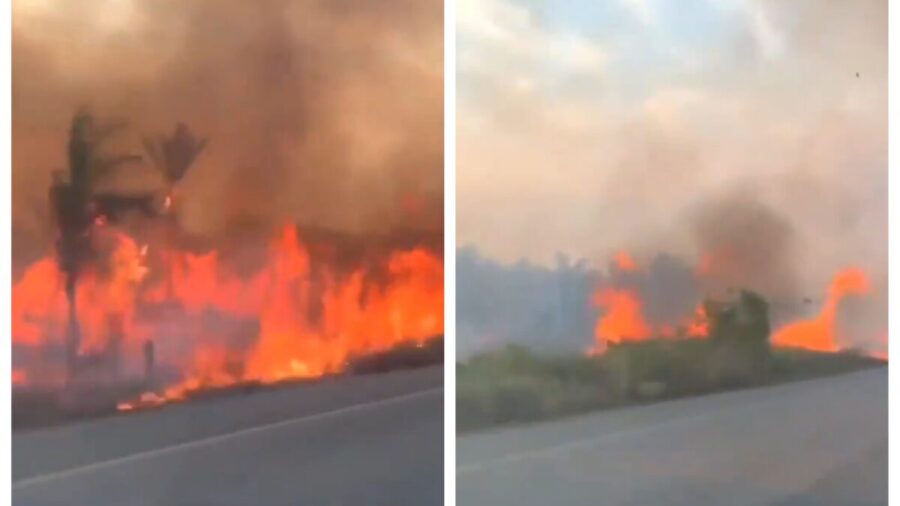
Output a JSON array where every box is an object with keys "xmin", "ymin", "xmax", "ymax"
[
  {"xmin": 12, "ymin": 257, "xmax": 65, "ymax": 346},
  {"xmin": 13, "ymin": 224, "xmax": 443, "ymax": 407},
  {"xmin": 12, "ymin": 369, "xmax": 27, "ymax": 386},
  {"xmin": 12, "ymin": 228, "xmax": 149, "ymax": 353},
  {"xmin": 591, "ymin": 289, "xmax": 708, "ymax": 353},
  {"xmin": 590, "ymin": 248, "xmax": 712, "ymax": 353},
  {"xmin": 695, "ymin": 252, "xmax": 713, "ymax": 277},
  {"xmin": 614, "ymin": 250, "xmax": 639, "ymax": 272},
  {"xmin": 592, "ymin": 288, "xmax": 652, "ymax": 347},
  {"xmin": 685, "ymin": 303, "xmax": 709, "ymax": 338},
  {"xmin": 245, "ymin": 227, "xmax": 442, "ymax": 383},
  {"xmin": 143, "ymin": 249, "xmax": 266, "ymax": 317},
  {"xmin": 589, "ymin": 252, "xmax": 877, "ymax": 357},
  {"xmin": 772, "ymin": 268, "xmax": 870, "ymax": 352}
]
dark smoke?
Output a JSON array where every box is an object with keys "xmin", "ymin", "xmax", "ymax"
[
  {"xmin": 689, "ymin": 192, "xmax": 799, "ymax": 304},
  {"xmin": 608, "ymin": 253, "xmax": 700, "ymax": 326},
  {"xmin": 458, "ymin": 185, "xmax": 885, "ymax": 357},
  {"xmin": 13, "ymin": 0, "xmax": 443, "ymax": 269}
]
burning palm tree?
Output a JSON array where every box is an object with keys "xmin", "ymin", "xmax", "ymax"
[
  {"xmin": 143, "ymin": 123, "xmax": 207, "ymax": 298},
  {"xmin": 51, "ymin": 109, "xmax": 143, "ymax": 383},
  {"xmin": 143, "ymin": 122, "xmax": 207, "ymax": 211}
]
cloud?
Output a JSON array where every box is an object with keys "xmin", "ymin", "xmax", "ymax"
[
  {"xmin": 620, "ymin": 0, "xmax": 658, "ymax": 27},
  {"xmin": 458, "ymin": 0, "xmax": 608, "ymax": 84}
]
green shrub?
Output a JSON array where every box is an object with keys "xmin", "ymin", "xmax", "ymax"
[
  {"xmin": 456, "ymin": 346, "xmax": 610, "ymax": 430},
  {"xmin": 604, "ymin": 340, "xmax": 713, "ymax": 398},
  {"xmin": 457, "ymin": 304, "xmax": 883, "ymax": 432}
]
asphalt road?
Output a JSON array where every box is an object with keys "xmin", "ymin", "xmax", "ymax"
[
  {"xmin": 458, "ymin": 368, "xmax": 887, "ymax": 506},
  {"xmin": 13, "ymin": 366, "xmax": 444, "ymax": 506}
]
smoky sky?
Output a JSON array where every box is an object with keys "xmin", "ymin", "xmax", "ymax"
[
  {"xmin": 456, "ymin": 0, "xmax": 886, "ymax": 355},
  {"xmin": 457, "ymin": 0, "xmax": 886, "ymax": 303},
  {"xmin": 13, "ymin": 0, "xmax": 443, "ymax": 266}
]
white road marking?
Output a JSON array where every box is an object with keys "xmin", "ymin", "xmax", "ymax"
[{"xmin": 13, "ymin": 386, "xmax": 443, "ymax": 490}]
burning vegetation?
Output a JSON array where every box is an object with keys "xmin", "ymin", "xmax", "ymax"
[
  {"xmin": 459, "ymin": 260, "xmax": 884, "ymax": 432},
  {"xmin": 590, "ymin": 251, "xmax": 883, "ymax": 359},
  {"xmin": 12, "ymin": 111, "xmax": 443, "ymax": 418},
  {"xmin": 771, "ymin": 268, "xmax": 871, "ymax": 353},
  {"xmin": 458, "ymin": 234, "xmax": 885, "ymax": 432}
]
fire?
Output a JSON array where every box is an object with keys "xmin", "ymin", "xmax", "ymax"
[
  {"xmin": 614, "ymin": 250, "xmax": 639, "ymax": 272},
  {"xmin": 695, "ymin": 252, "xmax": 714, "ymax": 277},
  {"xmin": 12, "ymin": 369, "xmax": 26, "ymax": 386},
  {"xmin": 592, "ymin": 288, "xmax": 652, "ymax": 346},
  {"xmin": 12, "ymin": 257, "xmax": 65, "ymax": 346},
  {"xmin": 78, "ymin": 230, "xmax": 150, "ymax": 352},
  {"xmin": 591, "ymin": 252, "xmax": 709, "ymax": 353},
  {"xmin": 12, "ymin": 228, "xmax": 149, "ymax": 352},
  {"xmin": 591, "ymin": 289, "xmax": 709, "ymax": 351},
  {"xmin": 772, "ymin": 268, "xmax": 870, "ymax": 352},
  {"xmin": 588, "ymin": 250, "xmax": 881, "ymax": 357},
  {"xmin": 685, "ymin": 304, "xmax": 709, "ymax": 337},
  {"xmin": 13, "ymin": 223, "xmax": 443, "ymax": 410},
  {"xmin": 595, "ymin": 251, "xmax": 650, "ymax": 346},
  {"xmin": 143, "ymin": 249, "xmax": 266, "ymax": 317},
  {"xmin": 245, "ymin": 228, "xmax": 442, "ymax": 384},
  {"xmin": 138, "ymin": 345, "xmax": 241, "ymax": 410}
]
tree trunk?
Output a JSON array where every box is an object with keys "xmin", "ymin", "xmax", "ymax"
[{"xmin": 65, "ymin": 276, "xmax": 81, "ymax": 385}]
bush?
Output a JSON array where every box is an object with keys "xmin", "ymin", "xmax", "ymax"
[
  {"xmin": 604, "ymin": 340, "xmax": 713, "ymax": 398},
  {"xmin": 456, "ymin": 290, "xmax": 881, "ymax": 432},
  {"xmin": 456, "ymin": 346, "xmax": 609, "ymax": 431},
  {"xmin": 703, "ymin": 290, "xmax": 773, "ymax": 385}
]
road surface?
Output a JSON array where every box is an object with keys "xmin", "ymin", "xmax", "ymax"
[
  {"xmin": 13, "ymin": 366, "xmax": 443, "ymax": 506},
  {"xmin": 458, "ymin": 368, "xmax": 887, "ymax": 506}
]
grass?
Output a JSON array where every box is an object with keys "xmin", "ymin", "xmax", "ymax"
[{"xmin": 457, "ymin": 341, "xmax": 885, "ymax": 432}]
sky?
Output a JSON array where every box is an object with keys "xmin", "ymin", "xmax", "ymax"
[{"xmin": 457, "ymin": 0, "xmax": 887, "ymax": 294}]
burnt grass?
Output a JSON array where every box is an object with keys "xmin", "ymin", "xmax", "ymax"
[
  {"xmin": 13, "ymin": 335, "xmax": 443, "ymax": 431},
  {"xmin": 457, "ymin": 341, "xmax": 886, "ymax": 433}
]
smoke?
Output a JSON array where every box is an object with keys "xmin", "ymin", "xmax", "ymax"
[
  {"xmin": 610, "ymin": 253, "xmax": 699, "ymax": 327},
  {"xmin": 689, "ymin": 193, "xmax": 797, "ymax": 302},
  {"xmin": 457, "ymin": 248, "xmax": 597, "ymax": 358},
  {"xmin": 458, "ymin": 189, "xmax": 886, "ymax": 357},
  {"xmin": 455, "ymin": 0, "xmax": 886, "ymax": 354},
  {"xmin": 13, "ymin": 0, "xmax": 443, "ymax": 267}
]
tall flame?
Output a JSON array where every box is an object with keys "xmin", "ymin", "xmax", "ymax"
[
  {"xmin": 12, "ymin": 223, "xmax": 443, "ymax": 405},
  {"xmin": 771, "ymin": 268, "xmax": 870, "ymax": 352},
  {"xmin": 592, "ymin": 288, "xmax": 652, "ymax": 346},
  {"xmin": 590, "ymin": 252, "xmax": 882, "ymax": 358},
  {"xmin": 591, "ymin": 251, "xmax": 709, "ymax": 353}
]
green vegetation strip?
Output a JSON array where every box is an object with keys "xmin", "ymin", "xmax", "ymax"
[{"xmin": 458, "ymin": 343, "xmax": 884, "ymax": 432}]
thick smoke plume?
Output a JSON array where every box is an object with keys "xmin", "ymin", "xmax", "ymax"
[
  {"xmin": 689, "ymin": 193, "xmax": 798, "ymax": 303},
  {"xmin": 13, "ymin": 0, "xmax": 443, "ymax": 271}
]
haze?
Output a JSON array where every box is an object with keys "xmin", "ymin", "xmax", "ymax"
[{"xmin": 457, "ymin": 0, "xmax": 886, "ymax": 293}]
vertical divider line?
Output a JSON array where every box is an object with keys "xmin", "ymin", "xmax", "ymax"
[
  {"xmin": 443, "ymin": 0, "xmax": 458, "ymax": 502},
  {"xmin": 887, "ymin": 0, "xmax": 898, "ymax": 502}
]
